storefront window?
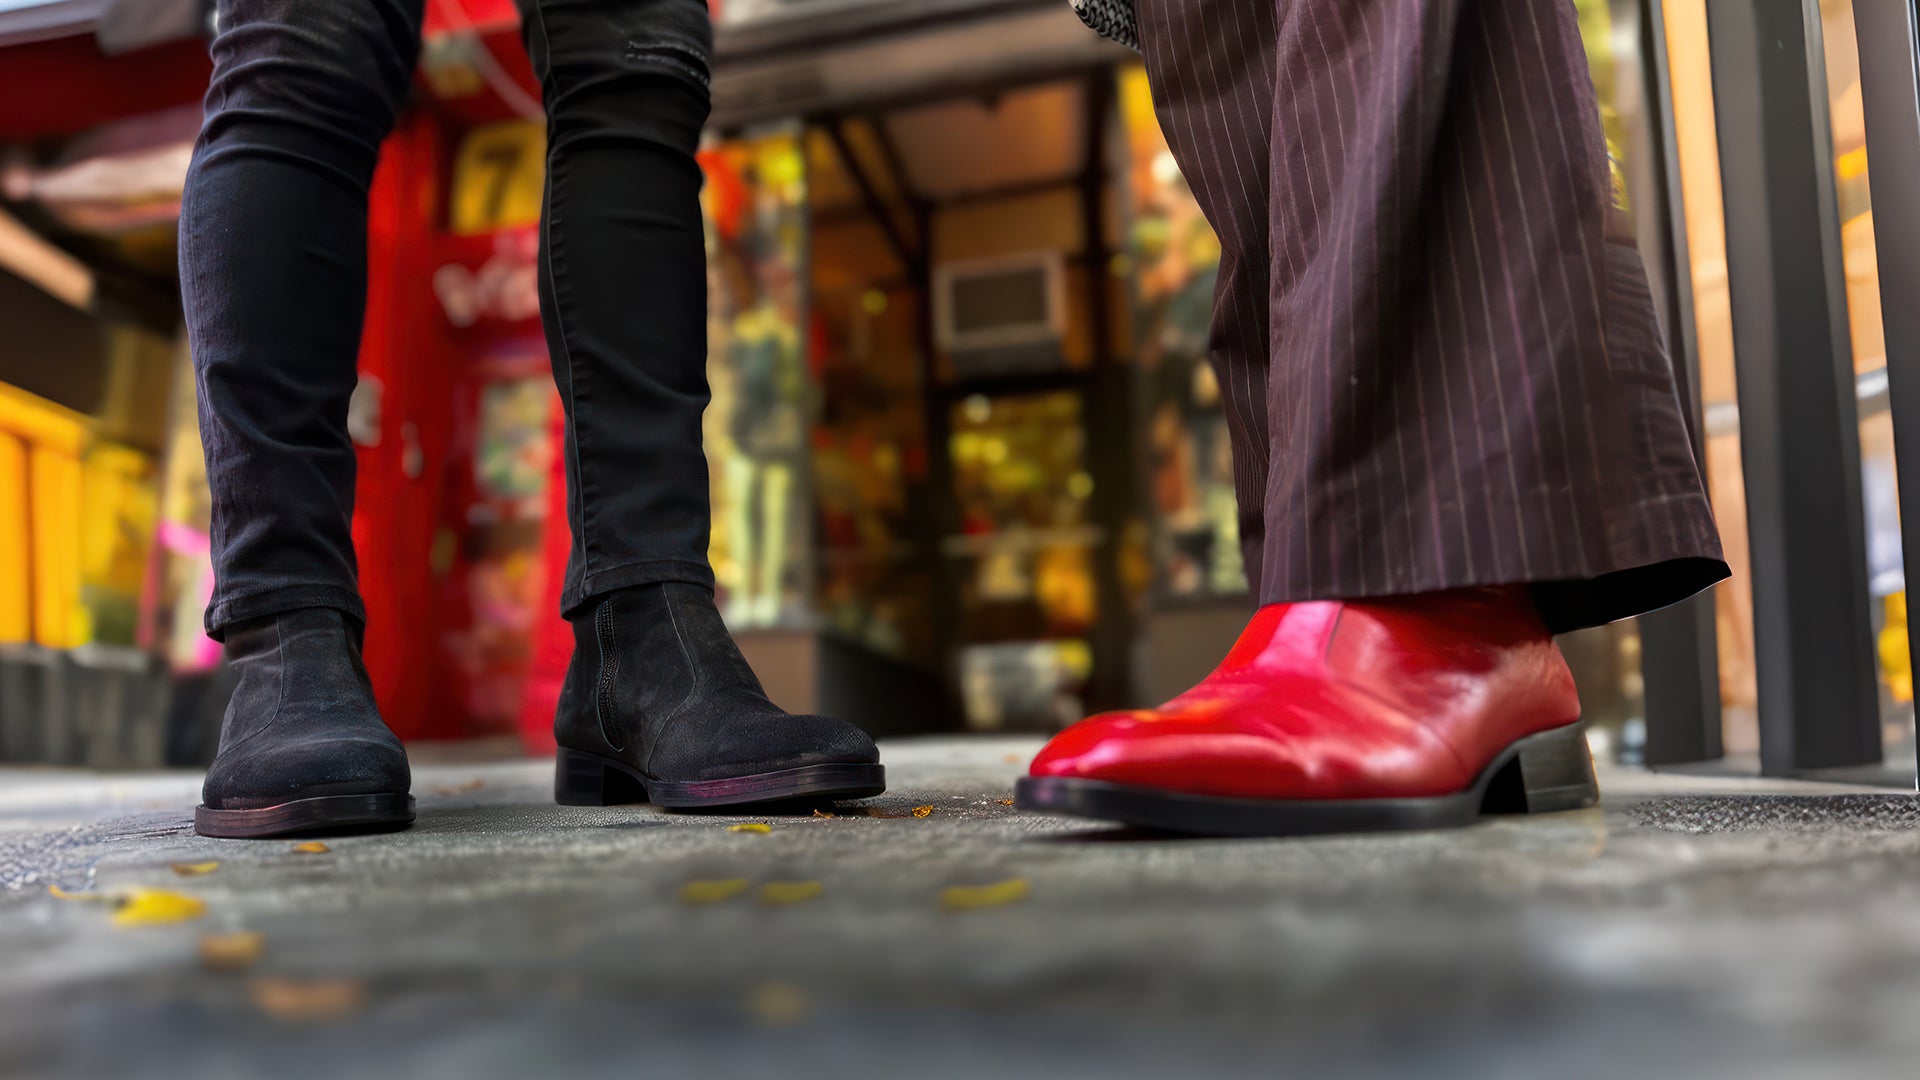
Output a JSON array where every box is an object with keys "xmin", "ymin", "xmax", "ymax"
[
  {"xmin": 700, "ymin": 128, "xmax": 815, "ymax": 629},
  {"xmin": 1660, "ymin": 0, "xmax": 1758, "ymax": 756},
  {"xmin": 949, "ymin": 390, "xmax": 1096, "ymax": 728},
  {"xmin": 805, "ymin": 127, "xmax": 941, "ymax": 666},
  {"xmin": 1116, "ymin": 65, "xmax": 1243, "ymax": 600}
]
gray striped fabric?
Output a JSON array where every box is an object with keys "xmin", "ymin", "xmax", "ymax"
[{"xmin": 1129, "ymin": 0, "xmax": 1725, "ymax": 631}]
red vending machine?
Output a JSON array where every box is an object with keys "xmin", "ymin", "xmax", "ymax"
[{"xmin": 351, "ymin": 0, "xmax": 568, "ymax": 748}]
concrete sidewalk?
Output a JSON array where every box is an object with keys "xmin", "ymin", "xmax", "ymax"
[{"xmin": 3, "ymin": 737, "xmax": 1919, "ymax": 1078}]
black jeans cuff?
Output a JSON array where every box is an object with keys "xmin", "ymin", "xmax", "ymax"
[
  {"xmin": 564, "ymin": 558, "xmax": 715, "ymax": 620},
  {"xmin": 205, "ymin": 585, "xmax": 367, "ymax": 643}
]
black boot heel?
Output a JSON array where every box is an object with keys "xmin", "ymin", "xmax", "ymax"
[
  {"xmin": 555, "ymin": 748, "xmax": 650, "ymax": 807},
  {"xmin": 1480, "ymin": 723, "xmax": 1600, "ymax": 815}
]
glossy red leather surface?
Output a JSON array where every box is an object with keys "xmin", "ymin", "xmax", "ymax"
[{"xmin": 1029, "ymin": 588, "xmax": 1580, "ymax": 800}]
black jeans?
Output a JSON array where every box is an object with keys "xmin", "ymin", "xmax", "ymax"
[{"xmin": 179, "ymin": 0, "xmax": 716, "ymax": 639}]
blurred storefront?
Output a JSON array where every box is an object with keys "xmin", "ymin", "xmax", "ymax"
[{"xmin": 1, "ymin": 0, "xmax": 1913, "ymax": 777}]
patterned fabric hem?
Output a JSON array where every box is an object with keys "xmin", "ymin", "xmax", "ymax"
[{"xmin": 1069, "ymin": 0, "xmax": 1139, "ymax": 51}]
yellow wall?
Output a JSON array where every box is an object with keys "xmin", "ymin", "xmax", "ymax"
[{"xmin": 0, "ymin": 380, "xmax": 155, "ymax": 649}]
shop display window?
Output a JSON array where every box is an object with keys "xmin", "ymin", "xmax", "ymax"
[
  {"xmin": 700, "ymin": 128, "xmax": 815, "ymax": 629},
  {"xmin": 1116, "ymin": 65, "xmax": 1244, "ymax": 601},
  {"xmin": 949, "ymin": 390, "xmax": 1097, "ymax": 728},
  {"xmin": 805, "ymin": 126, "xmax": 940, "ymax": 666}
]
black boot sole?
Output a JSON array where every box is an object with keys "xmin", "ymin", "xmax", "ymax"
[
  {"xmin": 1013, "ymin": 722, "xmax": 1598, "ymax": 837},
  {"xmin": 555, "ymin": 747, "xmax": 886, "ymax": 809},
  {"xmin": 195, "ymin": 794, "xmax": 417, "ymax": 839}
]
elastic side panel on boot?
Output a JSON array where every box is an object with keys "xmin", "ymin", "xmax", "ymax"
[{"xmin": 594, "ymin": 601, "xmax": 625, "ymax": 751}]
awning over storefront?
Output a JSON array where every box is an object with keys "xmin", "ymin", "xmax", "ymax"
[
  {"xmin": 2, "ymin": 0, "xmax": 1125, "ymax": 131},
  {"xmin": 2, "ymin": 0, "xmax": 1124, "ymax": 241},
  {"xmin": 0, "ymin": 0, "xmax": 106, "ymax": 47},
  {"xmin": 710, "ymin": 0, "xmax": 1126, "ymax": 125}
]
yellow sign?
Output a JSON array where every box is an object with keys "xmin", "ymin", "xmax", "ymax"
[{"xmin": 450, "ymin": 121, "xmax": 547, "ymax": 236}]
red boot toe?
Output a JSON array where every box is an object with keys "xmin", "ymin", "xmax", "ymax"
[{"xmin": 1015, "ymin": 588, "xmax": 1598, "ymax": 836}]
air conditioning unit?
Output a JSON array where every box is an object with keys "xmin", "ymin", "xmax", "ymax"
[{"xmin": 934, "ymin": 252, "xmax": 1067, "ymax": 377}]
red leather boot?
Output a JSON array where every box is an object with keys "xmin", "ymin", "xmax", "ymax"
[{"xmin": 1015, "ymin": 587, "xmax": 1598, "ymax": 835}]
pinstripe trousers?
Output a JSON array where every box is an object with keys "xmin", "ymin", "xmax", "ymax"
[{"xmin": 1134, "ymin": 0, "xmax": 1727, "ymax": 632}]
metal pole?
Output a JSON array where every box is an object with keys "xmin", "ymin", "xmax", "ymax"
[
  {"xmin": 1853, "ymin": 0, "xmax": 1920, "ymax": 786},
  {"xmin": 1077, "ymin": 69, "xmax": 1137, "ymax": 713}
]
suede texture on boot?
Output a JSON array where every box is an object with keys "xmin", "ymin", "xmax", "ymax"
[
  {"xmin": 556, "ymin": 583, "xmax": 879, "ymax": 782},
  {"xmin": 200, "ymin": 608, "xmax": 412, "ymax": 810}
]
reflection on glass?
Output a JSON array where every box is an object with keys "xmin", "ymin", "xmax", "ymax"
[
  {"xmin": 1662, "ymin": 0, "xmax": 1759, "ymax": 754},
  {"xmin": 1117, "ymin": 65, "xmax": 1244, "ymax": 600},
  {"xmin": 700, "ymin": 129, "xmax": 812, "ymax": 629},
  {"xmin": 1817, "ymin": 0, "xmax": 1909, "ymax": 768},
  {"xmin": 949, "ymin": 392, "xmax": 1097, "ymax": 633}
]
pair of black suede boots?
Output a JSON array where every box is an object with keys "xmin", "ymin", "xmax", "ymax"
[{"xmin": 194, "ymin": 583, "xmax": 886, "ymax": 839}]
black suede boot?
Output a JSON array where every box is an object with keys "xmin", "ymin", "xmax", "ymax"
[
  {"xmin": 195, "ymin": 608, "xmax": 415, "ymax": 838},
  {"xmin": 554, "ymin": 582, "xmax": 885, "ymax": 808}
]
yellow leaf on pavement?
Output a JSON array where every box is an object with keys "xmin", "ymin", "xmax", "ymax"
[
  {"xmin": 758, "ymin": 881, "xmax": 823, "ymax": 907},
  {"xmin": 290, "ymin": 842, "xmax": 330, "ymax": 854},
  {"xmin": 47, "ymin": 884, "xmax": 107, "ymax": 903},
  {"xmin": 726, "ymin": 822, "xmax": 772, "ymax": 835},
  {"xmin": 112, "ymin": 889, "xmax": 208, "ymax": 926},
  {"xmin": 997, "ymin": 798, "xmax": 1014, "ymax": 806},
  {"xmin": 199, "ymin": 931, "xmax": 266, "ymax": 972},
  {"xmin": 171, "ymin": 862, "xmax": 221, "ymax": 877},
  {"xmin": 811, "ymin": 809, "xmax": 836, "ymax": 819},
  {"xmin": 748, "ymin": 982, "xmax": 809, "ymax": 1028},
  {"xmin": 911, "ymin": 806, "xmax": 934, "ymax": 818},
  {"xmin": 940, "ymin": 878, "xmax": 1030, "ymax": 911},
  {"xmin": 250, "ymin": 977, "xmax": 366, "ymax": 1022},
  {"xmin": 679, "ymin": 878, "xmax": 750, "ymax": 905}
]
